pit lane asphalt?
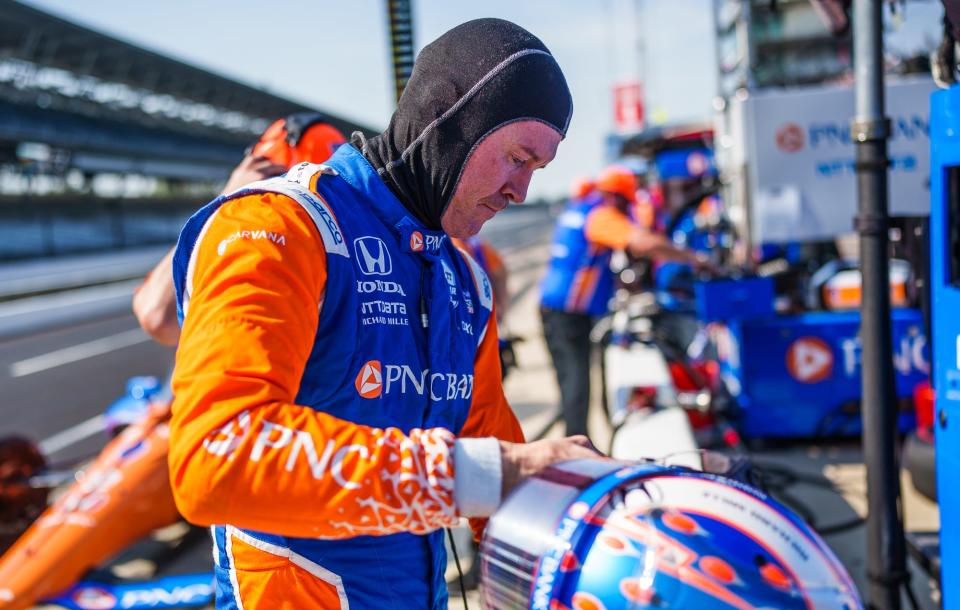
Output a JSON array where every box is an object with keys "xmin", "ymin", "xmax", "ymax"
[{"xmin": 0, "ymin": 313, "xmax": 174, "ymax": 466}]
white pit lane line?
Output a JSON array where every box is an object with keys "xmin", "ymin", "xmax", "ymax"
[
  {"xmin": 39, "ymin": 414, "xmax": 106, "ymax": 455},
  {"xmin": 9, "ymin": 328, "xmax": 150, "ymax": 378},
  {"xmin": 0, "ymin": 280, "xmax": 140, "ymax": 318}
]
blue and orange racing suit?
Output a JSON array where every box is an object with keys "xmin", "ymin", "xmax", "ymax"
[
  {"xmin": 456, "ymin": 236, "xmax": 505, "ymax": 282},
  {"xmin": 170, "ymin": 144, "xmax": 523, "ymax": 609},
  {"xmin": 540, "ymin": 196, "xmax": 640, "ymax": 316}
]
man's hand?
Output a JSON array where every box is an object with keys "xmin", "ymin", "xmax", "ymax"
[
  {"xmin": 628, "ymin": 231, "xmax": 720, "ymax": 275},
  {"xmin": 221, "ymin": 155, "xmax": 287, "ymax": 194},
  {"xmin": 500, "ymin": 436, "xmax": 604, "ymax": 498}
]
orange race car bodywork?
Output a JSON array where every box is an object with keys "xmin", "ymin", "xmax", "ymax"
[{"xmin": 0, "ymin": 402, "xmax": 181, "ymax": 609}]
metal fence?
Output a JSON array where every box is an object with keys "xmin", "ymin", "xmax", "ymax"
[{"xmin": 0, "ymin": 197, "xmax": 197, "ymax": 260}]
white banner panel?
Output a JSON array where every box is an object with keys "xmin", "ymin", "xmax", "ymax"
[{"xmin": 740, "ymin": 77, "xmax": 934, "ymax": 243}]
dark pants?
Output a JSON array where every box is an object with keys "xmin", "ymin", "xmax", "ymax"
[{"xmin": 541, "ymin": 307, "xmax": 594, "ymax": 438}]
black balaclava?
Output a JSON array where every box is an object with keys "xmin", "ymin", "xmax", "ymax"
[{"xmin": 354, "ymin": 18, "xmax": 573, "ymax": 230}]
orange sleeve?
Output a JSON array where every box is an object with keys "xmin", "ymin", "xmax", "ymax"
[
  {"xmin": 170, "ymin": 193, "xmax": 459, "ymax": 539},
  {"xmin": 458, "ymin": 301, "xmax": 524, "ymax": 538},
  {"xmin": 480, "ymin": 241, "xmax": 505, "ymax": 276},
  {"xmin": 584, "ymin": 206, "xmax": 637, "ymax": 250},
  {"xmin": 459, "ymin": 312, "xmax": 523, "ymax": 443}
]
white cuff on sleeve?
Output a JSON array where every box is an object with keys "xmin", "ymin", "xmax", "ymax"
[{"xmin": 453, "ymin": 437, "xmax": 502, "ymax": 517}]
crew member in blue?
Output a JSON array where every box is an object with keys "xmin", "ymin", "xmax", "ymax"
[{"xmin": 540, "ymin": 165, "xmax": 708, "ymax": 438}]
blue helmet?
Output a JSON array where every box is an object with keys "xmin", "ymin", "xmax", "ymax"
[{"xmin": 481, "ymin": 460, "xmax": 861, "ymax": 610}]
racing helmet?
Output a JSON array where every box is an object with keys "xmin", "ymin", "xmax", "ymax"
[
  {"xmin": 596, "ymin": 165, "xmax": 638, "ymax": 203},
  {"xmin": 250, "ymin": 112, "xmax": 346, "ymax": 167},
  {"xmin": 481, "ymin": 459, "xmax": 862, "ymax": 610}
]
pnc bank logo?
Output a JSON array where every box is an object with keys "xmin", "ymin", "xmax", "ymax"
[
  {"xmin": 354, "ymin": 360, "xmax": 475, "ymax": 401},
  {"xmin": 775, "ymin": 123, "xmax": 805, "ymax": 153},
  {"xmin": 355, "ymin": 360, "xmax": 383, "ymax": 398},
  {"xmin": 786, "ymin": 336, "xmax": 834, "ymax": 383},
  {"xmin": 354, "ymin": 237, "xmax": 392, "ymax": 276},
  {"xmin": 410, "ymin": 231, "xmax": 424, "ymax": 252}
]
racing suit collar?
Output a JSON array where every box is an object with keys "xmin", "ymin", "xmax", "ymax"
[
  {"xmin": 326, "ymin": 144, "xmax": 415, "ymax": 231},
  {"xmin": 326, "ymin": 144, "xmax": 448, "ymax": 259}
]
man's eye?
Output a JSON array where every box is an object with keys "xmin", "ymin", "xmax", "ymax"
[{"xmin": 511, "ymin": 155, "xmax": 525, "ymax": 166}]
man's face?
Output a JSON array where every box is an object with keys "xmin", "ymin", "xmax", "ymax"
[{"xmin": 441, "ymin": 121, "xmax": 562, "ymax": 238}]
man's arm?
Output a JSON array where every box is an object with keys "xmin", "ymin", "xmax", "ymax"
[
  {"xmin": 584, "ymin": 206, "xmax": 711, "ymax": 268},
  {"xmin": 171, "ymin": 193, "xmax": 463, "ymax": 538},
  {"xmin": 132, "ymin": 155, "xmax": 287, "ymax": 345},
  {"xmin": 456, "ymin": 257, "xmax": 602, "ymax": 536},
  {"xmin": 170, "ymin": 194, "xmax": 597, "ymax": 540},
  {"xmin": 456, "ymin": 300, "xmax": 524, "ymax": 518},
  {"xmin": 132, "ymin": 249, "xmax": 179, "ymax": 345}
]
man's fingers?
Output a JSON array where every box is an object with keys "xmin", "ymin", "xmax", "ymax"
[
  {"xmin": 565, "ymin": 435, "xmax": 602, "ymax": 454},
  {"xmin": 243, "ymin": 154, "xmax": 273, "ymax": 166},
  {"xmin": 253, "ymin": 158, "xmax": 286, "ymax": 171},
  {"xmin": 246, "ymin": 156, "xmax": 287, "ymax": 175},
  {"xmin": 257, "ymin": 166, "xmax": 288, "ymax": 179},
  {"xmin": 500, "ymin": 437, "xmax": 610, "ymax": 498}
]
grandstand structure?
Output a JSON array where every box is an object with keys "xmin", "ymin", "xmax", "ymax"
[
  {"xmin": 0, "ymin": 1, "xmax": 376, "ymax": 258},
  {"xmin": 0, "ymin": 0, "xmax": 373, "ymax": 190}
]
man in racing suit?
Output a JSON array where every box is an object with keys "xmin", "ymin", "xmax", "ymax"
[
  {"xmin": 169, "ymin": 18, "xmax": 598, "ymax": 609},
  {"xmin": 540, "ymin": 165, "xmax": 709, "ymax": 438}
]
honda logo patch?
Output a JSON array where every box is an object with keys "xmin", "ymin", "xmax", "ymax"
[{"xmin": 354, "ymin": 237, "xmax": 392, "ymax": 276}]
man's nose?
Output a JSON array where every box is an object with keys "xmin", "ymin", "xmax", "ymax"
[{"xmin": 502, "ymin": 170, "xmax": 533, "ymax": 204}]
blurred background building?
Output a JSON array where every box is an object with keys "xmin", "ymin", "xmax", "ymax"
[
  {"xmin": 0, "ymin": 1, "xmax": 372, "ymax": 259},
  {"xmin": 716, "ymin": 0, "xmax": 932, "ymax": 97}
]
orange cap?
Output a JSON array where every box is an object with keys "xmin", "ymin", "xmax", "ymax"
[
  {"xmin": 251, "ymin": 114, "xmax": 346, "ymax": 168},
  {"xmin": 570, "ymin": 176, "xmax": 595, "ymax": 199},
  {"xmin": 595, "ymin": 165, "xmax": 637, "ymax": 203}
]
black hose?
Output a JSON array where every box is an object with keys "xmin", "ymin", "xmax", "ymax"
[{"xmin": 446, "ymin": 528, "xmax": 469, "ymax": 610}]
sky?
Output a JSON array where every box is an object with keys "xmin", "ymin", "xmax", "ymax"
[{"xmin": 20, "ymin": 0, "xmax": 718, "ymax": 201}]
